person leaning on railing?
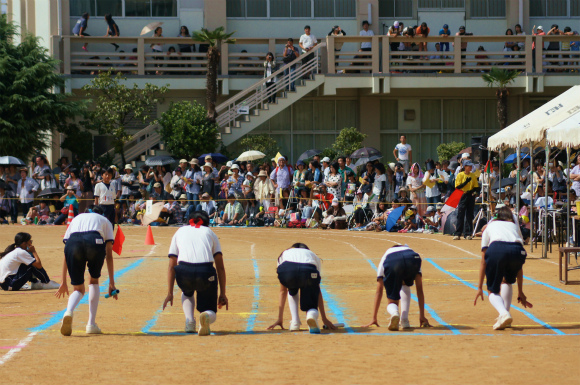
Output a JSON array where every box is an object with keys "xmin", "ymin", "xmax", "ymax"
[
  {"xmin": 299, "ymin": 25, "xmax": 317, "ymax": 78},
  {"xmin": 282, "ymin": 38, "xmax": 299, "ymax": 91}
]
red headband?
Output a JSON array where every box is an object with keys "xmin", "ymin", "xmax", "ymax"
[{"xmin": 189, "ymin": 218, "xmax": 204, "ymax": 228}]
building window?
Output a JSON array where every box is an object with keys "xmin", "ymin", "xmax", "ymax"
[
  {"xmin": 227, "ymin": 0, "xmax": 355, "ymax": 18},
  {"xmin": 530, "ymin": 0, "xmax": 579, "ymax": 17},
  {"xmin": 470, "ymin": 0, "xmax": 505, "ymax": 17},
  {"xmin": 418, "ymin": 0, "xmax": 465, "ymax": 9},
  {"xmin": 71, "ymin": 0, "xmax": 177, "ymax": 17},
  {"xmin": 379, "ymin": 0, "xmax": 413, "ymax": 18}
]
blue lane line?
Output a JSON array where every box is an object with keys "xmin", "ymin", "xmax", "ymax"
[
  {"xmin": 426, "ymin": 258, "xmax": 566, "ymax": 336},
  {"xmin": 246, "ymin": 258, "xmax": 260, "ymax": 332},
  {"xmin": 320, "ymin": 284, "xmax": 355, "ymax": 333},
  {"xmin": 524, "ymin": 276, "xmax": 580, "ymax": 301},
  {"xmin": 366, "ymin": 259, "xmax": 461, "ymax": 335},
  {"xmin": 141, "ymin": 308, "xmax": 163, "ymax": 333},
  {"xmin": 29, "ymin": 258, "xmax": 144, "ymax": 333}
]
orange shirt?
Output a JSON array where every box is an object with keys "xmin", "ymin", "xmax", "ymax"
[{"xmin": 416, "ymin": 27, "xmax": 430, "ymax": 37}]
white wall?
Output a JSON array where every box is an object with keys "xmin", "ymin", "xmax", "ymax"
[{"xmin": 34, "ymin": 0, "xmax": 52, "ymax": 50}]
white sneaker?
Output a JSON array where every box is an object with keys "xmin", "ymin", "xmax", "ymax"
[
  {"xmin": 452, "ymin": 236, "xmax": 460, "ymax": 240},
  {"xmin": 466, "ymin": 235, "xmax": 473, "ymax": 240},
  {"xmin": 198, "ymin": 312, "xmax": 211, "ymax": 336},
  {"xmin": 493, "ymin": 313, "xmax": 513, "ymax": 330},
  {"xmin": 60, "ymin": 311, "xmax": 73, "ymax": 336},
  {"xmin": 306, "ymin": 315, "xmax": 320, "ymax": 334},
  {"xmin": 289, "ymin": 321, "xmax": 301, "ymax": 331},
  {"xmin": 400, "ymin": 318, "xmax": 411, "ymax": 329},
  {"xmin": 86, "ymin": 323, "xmax": 102, "ymax": 334},
  {"xmin": 388, "ymin": 314, "xmax": 400, "ymax": 331},
  {"xmin": 31, "ymin": 280, "xmax": 60, "ymax": 290},
  {"xmin": 30, "ymin": 281, "xmax": 44, "ymax": 290},
  {"xmin": 185, "ymin": 320, "xmax": 196, "ymax": 333}
]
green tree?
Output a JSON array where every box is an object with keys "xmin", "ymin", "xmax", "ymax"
[
  {"xmin": 82, "ymin": 71, "xmax": 168, "ymax": 166},
  {"xmin": 239, "ymin": 135, "xmax": 280, "ymax": 160},
  {"xmin": 0, "ymin": 15, "xmax": 85, "ymax": 161},
  {"xmin": 436, "ymin": 141, "xmax": 466, "ymax": 162},
  {"xmin": 482, "ymin": 67, "xmax": 519, "ymax": 129},
  {"xmin": 332, "ymin": 127, "xmax": 367, "ymax": 157},
  {"xmin": 158, "ymin": 101, "xmax": 220, "ymax": 159},
  {"xmin": 191, "ymin": 27, "xmax": 236, "ymax": 123}
]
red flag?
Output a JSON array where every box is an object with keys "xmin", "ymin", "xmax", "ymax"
[
  {"xmin": 483, "ymin": 160, "xmax": 492, "ymax": 174},
  {"xmin": 112, "ymin": 227, "xmax": 125, "ymax": 256},
  {"xmin": 442, "ymin": 189, "xmax": 464, "ymax": 212}
]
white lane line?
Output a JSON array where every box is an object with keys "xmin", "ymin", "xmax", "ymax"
[{"xmin": 0, "ymin": 332, "xmax": 37, "ymax": 365}]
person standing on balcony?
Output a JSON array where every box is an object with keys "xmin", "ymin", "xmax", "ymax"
[
  {"xmin": 328, "ymin": 25, "xmax": 347, "ymax": 53},
  {"xmin": 151, "ymin": 27, "xmax": 164, "ymax": 75},
  {"xmin": 439, "ymin": 24, "xmax": 450, "ymax": 54},
  {"xmin": 104, "ymin": 14, "xmax": 120, "ymax": 51},
  {"xmin": 359, "ymin": 20, "xmax": 374, "ymax": 53},
  {"xmin": 263, "ymin": 52, "xmax": 277, "ymax": 104},
  {"xmin": 393, "ymin": 135, "xmax": 412, "ymax": 173},
  {"xmin": 415, "ymin": 22, "xmax": 430, "ymax": 58},
  {"xmin": 72, "ymin": 12, "xmax": 90, "ymax": 52},
  {"xmin": 283, "ymin": 38, "xmax": 299, "ymax": 91},
  {"xmin": 453, "ymin": 26, "xmax": 471, "ymax": 64},
  {"xmin": 299, "ymin": 25, "xmax": 317, "ymax": 79},
  {"xmin": 177, "ymin": 26, "xmax": 195, "ymax": 69},
  {"xmin": 532, "ymin": 26, "xmax": 545, "ymax": 72}
]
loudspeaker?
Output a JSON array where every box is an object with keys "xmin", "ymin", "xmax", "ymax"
[{"xmin": 471, "ymin": 136, "xmax": 489, "ymax": 164}]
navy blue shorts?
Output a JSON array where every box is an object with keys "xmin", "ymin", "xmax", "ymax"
[
  {"xmin": 382, "ymin": 249, "xmax": 422, "ymax": 300},
  {"xmin": 101, "ymin": 204, "xmax": 116, "ymax": 226},
  {"xmin": 277, "ymin": 262, "xmax": 321, "ymax": 311},
  {"xmin": 484, "ymin": 241, "xmax": 527, "ymax": 294},
  {"xmin": 174, "ymin": 262, "xmax": 218, "ymax": 313},
  {"xmin": 64, "ymin": 231, "xmax": 107, "ymax": 285}
]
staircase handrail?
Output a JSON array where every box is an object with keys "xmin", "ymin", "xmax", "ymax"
[{"xmin": 98, "ymin": 122, "xmax": 160, "ymax": 159}]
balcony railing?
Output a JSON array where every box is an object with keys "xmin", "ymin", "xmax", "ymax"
[{"xmin": 56, "ymin": 35, "xmax": 579, "ymax": 78}]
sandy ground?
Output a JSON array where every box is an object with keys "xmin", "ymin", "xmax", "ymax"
[{"xmin": 1, "ymin": 225, "xmax": 579, "ymax": 385}]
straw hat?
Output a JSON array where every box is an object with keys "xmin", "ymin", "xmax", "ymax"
[
  {"xmin": 258, "ymin": 170, "xmax": 268, "ymax": 177},
  {"xmin": 153, "ymin": 182, "xmax": 161, "ymax": 188},
  {"xmin": 179, "ymin": 194, "xmax": 187, "ymax": 200},
  {"xmin": 179, "ymin": 159, "xmax": 188, "ymax": 164},
  {"xmin": 124, "ymin": 164, "xmax": 133, "ymax": 170},
  {"xmin": 190, "ymin": 158, "xmax": 199, "ymax": 165},
  {"xmin": 203, "ymin": 162, "xmax": 213, "ymax": 169}
]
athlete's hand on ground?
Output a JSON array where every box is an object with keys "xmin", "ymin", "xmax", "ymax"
[
  {"xmin": 322, "ymin": 317, "xmax": 337, "ymax": 330},
  {"xmin": 218, "ymin": 294, "xmax": 229, "ymax": 310},
  {"xmin": 474, "ymin": 288, "xmax": 484, "ymax": 305},
  {"xmin": 55, "ymin": 282, "xmax": 69, "ymax": 298},
  {"xmin": 109, "ymin": 284, "xmax": 118, "ymax": 300},
  {"xmin": 267, "ymin": 319, "xmax": 285, "ymax": 330},
  {"xmin": 420, "ymin": 316, "xmax": 432, "ymax": 328},
  {"xmin": 363, "ymin": 319, "xmax": 380, "ymax": 328},
  {"xmin": 517, "ymin": 292, "xmax": 533, "ymax": 308},
  {"xmin": 163, "ymin": 293, "xmax": 173, "ymax": 310}
]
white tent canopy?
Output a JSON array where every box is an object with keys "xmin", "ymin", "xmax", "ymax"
[
  {"xmin": 547, "ymin": 113, "xmax": 580, "ymax": 148},
  {"xmin": 488, "ymin": 85, "xmax": 580, "ymax": 150}
]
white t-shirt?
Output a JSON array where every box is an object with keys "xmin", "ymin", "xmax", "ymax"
[
  {"xmin": 534, "ymin": 196, "xmax": 554, "ymax": 209},
  {"xmin": 376, "ymin": 245, "xmax": 420, "ymax": 278},
  {"xmin": 277, "ymin": 248, "xmax": 322, "ymax": 272},
  {"xmin": 299, "ymin": 33, "xmax": 317, "ymax": 53},
  {"xmin": 63, "ymin": 213, "xmax": 115, "ymax": 243},
  {"xmin": 395, "ymin": 143, "xmax": 412, "ymax": 160},
  {"xmin": 168, "ymin": 226, "xmax": 222, "ymax": 264},
  {"xmin": 359, "ymin": 29, "xmax": 374, "ymax": 49},
  {"xmin": 94, "ymin": 182, "xmax": 117, "ymax": 205},
  {"xmin": 481, "ymin": 221, "xmax": 524, "ymax": 250},
  {"xmin": 0, "ymin": 248, "xmax": 35, "ymax": 283},
  {"xmin": 373, "ymin": 173, "xmax": 386, "ymax": 196}
]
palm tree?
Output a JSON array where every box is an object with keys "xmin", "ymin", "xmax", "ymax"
[
  {"xmin": 192, "ymin": 27, "xmax": 236, "ymax": 124},
  {"xmin": 482, "ymin": 67, "xmax": 520, "ymax": 129}
]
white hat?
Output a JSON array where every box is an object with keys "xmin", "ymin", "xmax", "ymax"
[
  {"xmin": 124, "ymin": 164, "xmax": 133, "ymax": 170},
  {"xmin": 537, "ymin": 26, "xmax": 543, "ymax": 30},
  {"xmin": 461, "ymin": 153, "xmax": 470, "ymax": 159},
  {"xmin": 271, "ymin": 157, "xmax": 276, "ymax": 162},
  {"xmin": 278, "ymin": 156, "xmax": 286, "ymax": 161},
  {"xmin": 226, "ymin": 161, "xmax": 233, "ymax": 167},
  {"xmin": 394, "ymin": 21, "xmax": 399, "ymax": 27},
  {"xmin": 190, "ymin": 158, "xmax": 199, "ymax": 165},
  {"xmin": 203, "ymin": 162, "xmax": 213, "ymax": 169},
  {"xmin": 388, "ymin": 162, "xmax": 396, "ymax": 171},
  {"xmin": 258, "ymin": 170, "xmax": 268, "ymax": 177},
  {"xmin": 179, "ymin": 159, "xmax": 188, "ymax": 163},
  {"xmin": 231, "ymin": 164, "xmax": 240, "ymax": 170},
  {"xmin": 331, "ymin": 198, "xmax": 339, "ymax": 206},
  {"xmin": 110, "ymin": 165, "xmax": 118, "ymax": 170},
  {"xmin": 246, "ymin": 172, "xmax": 254, "ymax": 178},
  {"xmin": 322, "ymin": 157, "xmax": 331, "ymax": 163},
  {"xmin": 205, "ymin": 155, "xmax": 212, "ymax": 160},
  {"xmin": 179, "ymin": 194, "xmax": 187, "ymax": 200}
]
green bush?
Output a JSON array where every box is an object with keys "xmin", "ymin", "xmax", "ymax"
[
  {"xmin": 437, "ymin": 141, "xmax": 466, "ymax": 162},
  {"xmin": 332, "ymin": 127, "xmax": 367, "ymax": 157}
]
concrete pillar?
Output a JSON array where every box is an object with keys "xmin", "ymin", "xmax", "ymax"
[
  {"xmin": 25, "ymin": 0, "xmax": 34, "ymax": 34},
  {"xmin": 204, "ymin": 0, "xmax": 226, "ymax": 30},
  {"xmin": 506, "ymin": 0, "xmax": 519, "ymax": 30},
  {"xmin": 359, "ymin": 97, "xmax": 380, "ymax": 147}
]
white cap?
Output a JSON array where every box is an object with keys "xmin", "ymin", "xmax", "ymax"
[
  {"xmin": 461, "ymin": 153, "xmax": 470, "ymax": 159},
  {"xmin": 226, "ymin": 161, "xmax": 233, "ymax": 167},
  {"xmin": 322, "ymin": 157, "xmax": 331, "ymax": 163},
  {"xmin": 246, "ymin": 172, "xmax": 254, "ymax": 178},
  {"xmin": 179, "ymin": 159, "xmax": 188, "ymax": 163},
  {"xmin": 537, "ymin": 26, "xmax": 543, "ymax": 30},
  {"xmin": 203, "ymin": 162, "xmax": 213, "ymax": 169},
  {"xmin": 278, "ymin": 156, "xmax": 286, "ymax": 161},
  {"xmin": 231, "ymin": 164, "xmax": 239, "ymax": 170},
  {"xmin": 331, "ymin": 198, "xmax": 339, "ymax": 206}
]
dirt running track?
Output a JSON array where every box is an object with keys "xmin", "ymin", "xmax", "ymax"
[{"xmin": 1, "ymin": 226, "xmax": 579, "ymax": 385}]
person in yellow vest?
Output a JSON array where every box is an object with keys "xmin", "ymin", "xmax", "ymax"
[{"xmin": 453, "ymin": 161, "xmax": 480, "ymax": 240}]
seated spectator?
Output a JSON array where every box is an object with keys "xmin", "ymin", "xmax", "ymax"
[
  {"xmin": 344, "ymin": 171, "xmax": 358, "ymax": 203},
  {"xmin": 254, "ymin": 170, "xmax": 274, "ymax": 210},
  {"xmin": 241, "ymin": 193, "xmax": 260, "ymax": 225},
  {"xmin": 321, "ymin": 198, "xmax": 347, "ymax": 230},
  {"xmin": 308, "ymin": 184, "xmax": 334, "ymax": 224},
  {"xmin": 475, "ymin": 46, "xmax": 490, "ymax": 72},
  {"xmin": 504, "ymin": 29, "xmax": 516, "ymax": 58},
  {"xmin": 217, "ymin": 194, "xmax": 244, "ymax": 225},
  {"xmin": 423, "ymin": 206, "xmax": 440, "ymax": 233},
  {"xmin": 398, "ymin": 205, "xmax": 422, "ymax": 233},
  {"xmin": 168, "ymin": 195, "xmax": 186, "ymax": 224},
  {"xmin": 23, "ymin": 206, "xmax": 39, "ymax": 225},
  {"xmin": 397, "ymin": 186, "xmax": 412, "ymax": 205},
  {"xmin": 150, "ymin": 182, "xmax": 171, "ymax": 201},
  {"xmin": 534, "ymin": 184, "xmax": 554, "ymax": 209},
  {"xmin": 54, "ymin": 186, "xmax": 79, "ymax": 225},
  {"xmin": 293, "ymin": 160, "xmax": 308, "ymax": 200}
]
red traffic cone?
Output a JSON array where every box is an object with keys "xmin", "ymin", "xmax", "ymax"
[
  {"xmin": 66, "ymin": 204, "xmax": 75, "ymax": 225},
  {"xmin": 145, "ymin": 225, "xmax": 155, "ymax": 245}
]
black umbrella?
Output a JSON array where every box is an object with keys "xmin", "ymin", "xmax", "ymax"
[
  {"xmin": 198, "ymin": 153, "xmax": 228, "ymax": 164},
  {"xmin": 37, "ymin": 188, "xmax": 64, "ymax": 198},
  {"xmin": 442, "ymin": 208, "xmax": 459, "ymax": 235},
  {"xmin": 350, "ymin": 147, "xmax": 382, "ymax": 159},
  {"xmin": 354, "ymin": 155, "xmax": 383, "ymax": 167},
  {"xmin": 0, "ymin": 156, "xmax": 26, "ymax": 167},
  {"xmin": 145, "ymin": 156, "xmax": 176, "ymax": 167},
  {"xmin": 491, "ymin": 178, "xmax": 517, "ymax": 190},
  {"xmin": 298, "ymin": 149, "xmax": 322, "ymax": 161}
]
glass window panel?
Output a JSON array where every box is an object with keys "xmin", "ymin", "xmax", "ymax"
[
  {"xmin": 380, "ymin": 100, "xmax": 398, "ymax": 130},
  {"xmin": 418, "ymin": 0, "xmax": 440, "ymax": 8},
  {"xmin": 291, "ymin": 0, "xmax": 312, "ymax": 17},
  {"xmin": 421, "ymin": 134, "xmax": 441, "ymax": 163},
  {"xmin": 442, "ymin": 0, "xmax": 464, "ymax": 8},
  {"xmin": 315, "ymin": 134, "xmax": 336, "ymax": 150},
  {"xmin": 485, "ymin": 100, "xmax": 500, "ymax": 133},
  {"xmin": 379, "ymin": 0, "xmax": 394, "ymax": 17},
  {"xmin": 293, "ymin": 134, "xmax": 314, "ymax": 161},
  {"xmin": 270, "ymin": 0, "xmax": 290, "ymax": 17},
  {"xmin": 271, "ymin": 134, "xmax": 292, "ymax": 159},
  {"xmin": 470, "ymin": 0, "xmax": 486, "ymax": 17},
  {"xmin": 488, "ymin": 0, "xmax": 505, "ymax": 16},
  {"xmin": 404, "ymin": 133, "xmax": 421, "ymax": 162},
  {"xmin": 247, "ymin": 0, "xmax": 267, "ymax": 17},
  {"xmin": 443, "ymin": 100, "xmax": 463, "ymax": 130},
  {"xmin": 335, "ymin": 0, "xmax": 356, "ymax": 17},
  {"xmin": 96, "ymin": 0, "xmax": 122, "ymax": 16},
  {"xmin": 293, "ymin": 101, "xmax": 313, "ymax": 131},
  {"xmin": 395, "ymin": 0, "xmax": 413, "ymax": 16},
  {"xmin": 152, "ymin": 0, "xmax": 177, "ymax": 16},
  {"xmin": 380, "ymin": 134, "xmax": 399, "ymax": 164},
  {"xmin": 420, "ymin": 100, "xmax": 441, "ymax": 130},
  {"xmin": 529, "ymin": 0, "xmax": 546, "ymax": 17},
  {"xmin": 313, "ymin": 101, "xmax": 336, "ymax": 131},
  {"xmin": 572, "ymin": 0, "xmax": 580, "ymax": 16},
  {"xmin": 227, "ymin": 0, "xmax": 245, "ymax": 17},
  {"xmin": 270, "ymin": 106, "xmax": 292, "ymax": 131},
  {"xmin": 464, "ymin": 100, "xmax": 485, "ymax": 130},
  {"xmin": 336, "ymin": 100, "xmax": 358, "ymax": 130},
  {"xmin": 444, "ymin": 132, "xmax": 466, "ymax": 146},
  {"xmin": 125, "ymin": 0, "xmax": 151, "ymax": 16},
  {"xmin": 547, "ymin": 0, "xmax": 567, "ymax": 16},
  {"xmin": 314, "ymin": 0, "xmax": 334, "ymax": 17},
  {"xmin": 71, "ymin": 0, "xmax": 96, "ymax": 16}
]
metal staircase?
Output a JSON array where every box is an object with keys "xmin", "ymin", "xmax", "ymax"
[
  {"xmin": 217, "ymin": 43, "xmax": 327, "ymax": 145},
  {"xmin": 99, "ymin": 123, "xmax": 161, "ymax": 165}
]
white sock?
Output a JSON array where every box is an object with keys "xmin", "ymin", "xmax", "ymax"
[
  {"xmin": 204, "ymin": 310, "xmax": 217, "ymax": 324},
  {"xmin": 287, "ymin": 293, "xmax": 300, "ymax": 323},
  {"xmin": 306, "ymin": 308, "xmax": 319, "ymax": 321},
  {"xmin": 489, "ymin": 293, "xmax": 509, "ymax": 316},
  {"xmin": 400, "ymin": 285, "xmax": 411, "ymax": 320},
  {"xmin": 181, "ymin": 293, "xmax": 195, "ymax": 324},
  {"xmin": 88, "ymin": 284, "xmax": 99, "ymax": 326},
  {"xmin": 500, "ymin": 283, "xmax": 513, "ymax": 311},
  {"xmin": 387, "ymin": 303, "xmax": 399, "ymax": 316},
  {"xmin": 66, "ymin": 290, "xmax": 84, "ymax": 313}
]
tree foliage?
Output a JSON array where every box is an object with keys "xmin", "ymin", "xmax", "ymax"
[
  {"xmin": 158, "ymin": 101, "xmax": 219, "ymax": 160},
  {"xmin": 482, "ymin": 67, "xmax": 519, "ymax": 129},
  {"xmin": 239, "ymin": 135, "xmax": 280, "ymax": 160},
  {"xmin": 332, "ymin": 127, "xmax": 367, "ymax": 157},
  {"xmin": 0, "ymin": 14, "xmax": 86, "ymax": 161},
  {"xmin": 82, "ymin": 71, "xmax": 168, "ymax": 165},
  {"xmin": 436, "ymin": 141, "xmax": 466, "ymax": 162}
]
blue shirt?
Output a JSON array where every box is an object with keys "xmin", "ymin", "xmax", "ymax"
[
  {"xmin": 64, "ymin": 195, "xmax": 79, "ymax": 210},
  {"xmin": 439, "ymin": 28, "xmax": 450, "ymax": 36},
  {"xmin": 72, "ymin": 17, "xmax": 88, "ymax": 35}
]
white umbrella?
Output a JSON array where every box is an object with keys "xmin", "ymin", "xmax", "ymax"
[
  {"xmin": 142, "ymin": 202, "xmax": 165, "ymax": 226},
  {"xmin": 141, "ymin": 21, "xmax": 163, "ymax": 36},
  {"xmin": 237, "ymin": 150, "xmax": 265, "ymax": 162}
]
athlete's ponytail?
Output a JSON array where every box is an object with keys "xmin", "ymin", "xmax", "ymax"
[{"xmin": 0, "ymin": 232, "xmax": 31, "ymax": 259}]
